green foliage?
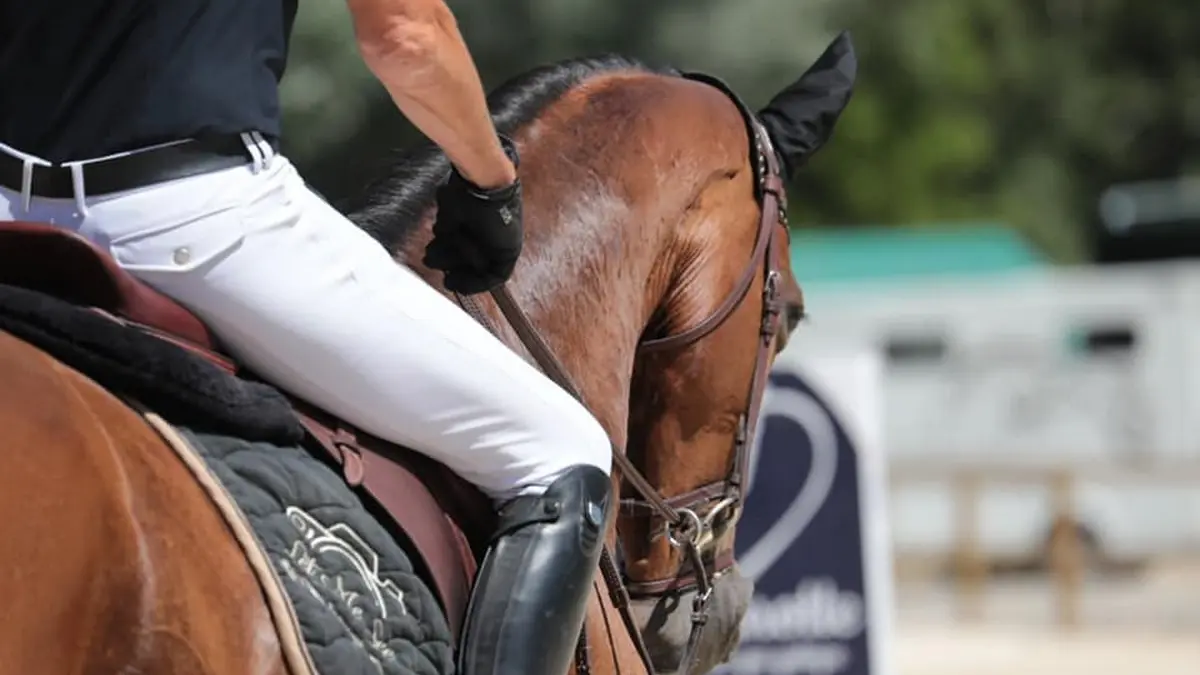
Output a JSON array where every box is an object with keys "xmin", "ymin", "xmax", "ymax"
[
  {"xmin": 278, "ymin": 1, "xmax": 377, "ymax": 160},
  {"xmin": 798, "ymin": 0, "xmax": 1200, "ymax": 261},
  {"xmin": 279, "ymin": 0, "xmax": 1200, "ymax": 263}
]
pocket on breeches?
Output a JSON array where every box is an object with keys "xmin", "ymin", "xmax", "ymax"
[{"xmin": 103, "ymin": 163, "xmax": 303, "ymax": 279}]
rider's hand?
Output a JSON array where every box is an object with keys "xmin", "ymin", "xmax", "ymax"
[{"xmin": 424, "ymin": 136, "xmax": 524, "ymax": 295}]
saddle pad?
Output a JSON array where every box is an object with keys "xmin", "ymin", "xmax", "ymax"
[
  {"xmin": 142, "ymin": 412, "xmax": 455, "ymax": 675},
  {"xmin": 0, "ymin": 283, "xmax": 303, "ymax": 445}
]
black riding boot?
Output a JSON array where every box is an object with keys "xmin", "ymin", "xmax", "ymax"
[{"xmin": 458, "ymin": 464, "xmax": 611, "ymax": 675}]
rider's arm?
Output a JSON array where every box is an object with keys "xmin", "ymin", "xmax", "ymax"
[{"xmin": 345, "ymin": 0, "xmax": 516, "ymax": 189}]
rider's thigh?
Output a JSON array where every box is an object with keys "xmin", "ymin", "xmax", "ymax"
[
  {"xmin": 0, "ymin": 191, "xmax": 15, "ymax": 220},
  {"xmin": 0, "ymin": 187, "xmax": 67, "ymax": 224},
  {"xmin": 11, "ymin": 160, "xmax": 612, "ymax": 501}
]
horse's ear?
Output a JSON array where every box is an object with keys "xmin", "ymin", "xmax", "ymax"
[{"xmin": 757, "ymin": 30, "xmax": 857, "ymax": 181}]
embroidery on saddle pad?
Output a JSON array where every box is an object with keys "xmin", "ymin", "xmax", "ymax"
[
  {"xmin": 148, "ymin": 418, "xmax": 455, "ymax": 675},
  {"xmin": 0, "ymin": 283, "xmax": 302, "ymax": 445}
]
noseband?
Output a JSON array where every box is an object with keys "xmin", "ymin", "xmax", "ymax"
[{"xmin": 456, "ymin": 71, "xmax": 789, "ymax": 675}]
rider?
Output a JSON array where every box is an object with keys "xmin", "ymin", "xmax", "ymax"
[{"xmin": 0, "ymin": 0, "xmax": 611, "ymax": 673}]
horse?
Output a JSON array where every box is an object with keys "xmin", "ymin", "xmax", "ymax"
[{"xmin": 0, "ymin": 33, "xmax": 855, "ymax": 675}]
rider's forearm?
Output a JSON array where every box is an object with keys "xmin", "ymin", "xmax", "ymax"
[{"xmin": 346, "ymin": 0, "xmax": 516, "ymax": 189}]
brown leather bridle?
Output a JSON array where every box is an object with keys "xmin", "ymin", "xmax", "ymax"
[
  {"xmin": 455, "ymin": 71, "xmax": 790, "ymax": 675},
  {"xmin": 621, "ymin": 71, "xmax": 789, "ymax": 587}
]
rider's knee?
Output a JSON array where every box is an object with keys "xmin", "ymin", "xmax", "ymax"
[
  {"xmin": 495, "ymin": 396, "xmax": 612, "ymax": 502},
  {"xmin": 574, "ymin": 409, "xmax": 613, "ymax": 476},
  {"xmin": 551, "ymin": 400, "xmax": 612, "ymax": 477}
]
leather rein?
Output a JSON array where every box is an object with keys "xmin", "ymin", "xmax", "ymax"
[{"xmin": 454, "ymin": 71, "xmax": 789, "ymax": 675}]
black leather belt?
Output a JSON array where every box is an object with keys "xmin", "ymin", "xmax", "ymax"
[{"xmin": 0, "ymin": 134, "xmax": 273, "ymax": 199}]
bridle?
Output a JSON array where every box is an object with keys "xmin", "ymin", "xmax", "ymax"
[
  {"xmin": 621, "ymin": 70, "xmax": 788, "ymax": 586},
  {"xmin": 615, "ymin": 71, "xmax": 790, "ymax": 673},
  {"xmin": 454, "ymin": 71, "xmax": 790, "ymax": 675}
]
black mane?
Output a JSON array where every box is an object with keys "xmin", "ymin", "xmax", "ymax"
[{"xmin": 343, "ymin": 54, "xmax": 675, "ymax": 250}]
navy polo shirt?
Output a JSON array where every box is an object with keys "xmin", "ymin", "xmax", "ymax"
[{"xmin": 0, "ymin": 0, "xmax": 298, "ymax": 163}]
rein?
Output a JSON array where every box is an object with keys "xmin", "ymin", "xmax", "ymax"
[{"xmin": 452, "ymin": 71, "xmax": 789, "ymax": 675}]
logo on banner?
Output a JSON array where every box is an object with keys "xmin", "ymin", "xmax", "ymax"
[{"xmin": 717, "ymin": 371, "xmax": 873, "ymax": 675}]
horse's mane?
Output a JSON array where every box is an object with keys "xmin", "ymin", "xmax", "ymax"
[{"xmin": 344, "ymin": 54, "xmax": 677, "ymax": 249}]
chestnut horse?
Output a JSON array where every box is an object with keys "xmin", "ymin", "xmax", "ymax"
[{"xmin": 0, "ymin": 35, "xmax": 855, "ymax": 675}]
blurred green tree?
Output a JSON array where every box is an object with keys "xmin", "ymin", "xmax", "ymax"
[
  {"xmin": 278, "ymin": 0, "xmax": 835, "ymax": 203},
  {"xmin": 806, "ymin": 0, "xmax": 1200, "ymax": 261},
  {"xmin": 278, "ymin": 0, "xmax": 1200, "ymax": 263}
]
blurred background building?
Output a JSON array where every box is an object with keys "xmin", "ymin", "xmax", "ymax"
[{"xmin": 278, "ymin": 1, "xmax": 1200, "ymax": 672}]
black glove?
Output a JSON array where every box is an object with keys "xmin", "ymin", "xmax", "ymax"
[{"xmin": 423, "ymin": 136, "xmax": 524, "ymax": 295}]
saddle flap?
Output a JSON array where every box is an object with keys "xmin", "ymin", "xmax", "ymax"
[
  {"xmin": 0, "ymin": 220, "xmax": 217, "ymax": 350},
  {"xmin": 294, "ymin": 406, "xmax": 489, "ymax": 639}
]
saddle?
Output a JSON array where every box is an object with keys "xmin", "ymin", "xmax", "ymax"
[{"xmin": 0, "ymin": 220, "xmax": 488, "ymax": 639}]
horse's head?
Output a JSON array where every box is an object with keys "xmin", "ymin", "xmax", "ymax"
[
  {"xmin": 349, "ymin": 32, "xmax": 856, "ymax": 675},
  {"xmin": 616, "ymin": 34, "xmax": 857, "ymax": 674}
]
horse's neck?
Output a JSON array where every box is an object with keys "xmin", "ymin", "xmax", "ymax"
[{"xmin": 400, "ymin": 189, "xmax": 668, "ymax": 448}]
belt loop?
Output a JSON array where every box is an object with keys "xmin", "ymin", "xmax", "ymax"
[
  {"xmin": 240, "ymin": 132, "xmax": 265, "ymax": 174},
  {"xmin": 65, "ymin": 162, "xmax": 90, "ymax": 218},
  {"xmin": 0, "ymin": 140, "xmax": 52, "ymax": 214},
  {"xmin": 20, "ymin": 159, "xmax": 34, "ymax": 214},
  {"xmin": 249, "ymin": 131, "xmax": 274, "ymax": 170}
]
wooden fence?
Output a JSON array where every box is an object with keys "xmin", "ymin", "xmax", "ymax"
[{"xmin": 888, "ymin": 459, "xmax": 1200, "ymax": 628}]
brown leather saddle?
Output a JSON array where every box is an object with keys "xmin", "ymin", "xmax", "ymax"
[{"xmin": 0, "ymin": 219, "xmax": 486, "ymax": 640}]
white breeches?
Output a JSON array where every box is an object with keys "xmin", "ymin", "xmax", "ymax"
[{"xmin": 0, "ymin": 140, "xmax": 612, "ymax": 501}]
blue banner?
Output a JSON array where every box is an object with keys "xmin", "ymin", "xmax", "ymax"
[{"xmin": 717, "ymin": 355, "xmax": 890, "ymax": 675}]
